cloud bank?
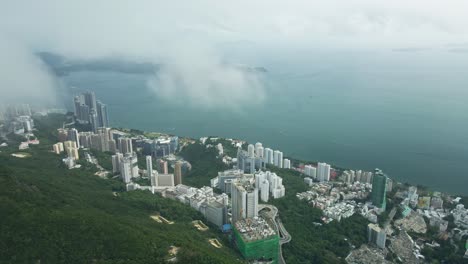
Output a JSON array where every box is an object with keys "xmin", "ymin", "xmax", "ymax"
[
  {"xmin": 0, "ymin": 35, "xmax": 58, "ymax": 106},
  {"xmin": 1, "ymin": 0, "xmax": 468, "ymax": 108}
]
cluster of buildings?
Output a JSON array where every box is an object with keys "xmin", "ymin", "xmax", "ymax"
[
  {"xmin": 298, "ymin": 181, "xmax": 373, "ymax": 223},
  {"xmin": 303, "ymin": 162, "xmax": 331, "ymax": 182},
  {"xmin": 133, "ymin": 135, "xmax": 179, "ymax": 158},
  {"xmin": 73, "ymin": 91, "xmax": 109, "ymax": 132},
  {"xmin": 0, "ymin": 104, "xmax": 40, "ymax": 150},
  {"xmin": 210, "ymin": 169, "xmax": 285, "ymax": 203},
  {"xmin": 129, "ymin": 165, "xmax": 282, "ymax": 263},
  {"xmin": 297, "ymin": 168, "xmax": 391, "ymax": 223},
  {"xmin": 160, "ymin": 185, "xmax": 229, "ymax": 228},
  {"xmin": 236, "ymin": 142, "xmax": 291, "ymax": 173}
]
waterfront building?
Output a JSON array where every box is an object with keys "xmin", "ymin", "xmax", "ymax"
[
  {"xmin": 304, "ymin": 165, "xmax": 317, "ymax": 178},
  {"xmin": 264, "ymin": 148, "xmax": 274, "ymax": 164},
  {"xmin": 317, "ymin": 162, "xmax": 331, "ymax": 182},
  {"xmin": 89, "ymin": 110, "xmax": 98, "ymax": 132},
  {"xmin": 273, "ymin": 150, "xmax": 283, "ymax": 168},
  {"xmin": 283, "ymin": 158, "xmax": 291, "ymax": 169},
  {"xmin": 248, "ymin": 144, "xmax": 255, "ymax": 158},
  {"xmin": 83, "ymin": 91, "xmax": 97, "ymax": 111},
  {"xmin": 371, "ymin": 169, "xmax": 387, "ymax": 211},
  {"xmin": 255, "ymin": 142, "xmax": 264, "ymax": 158},
  {"xmin": 96, "ymin": 100, "xmax": 109, "ymax": 127}
]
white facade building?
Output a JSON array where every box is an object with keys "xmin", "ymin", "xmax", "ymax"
[
  {"xmin": 231, "ymin": 179, "xmax": 258, "ymax": 224},
  {"xmin": 317, "ymin": 162, "xmax": 331, "ymax": 182},
  {"xmin": 304, "ymin": 165, "xmax": 317, "ymax": 178},
  {"xmin": 247, "ymin": 144, "xmax": 255, "ymax": 158},
  {"xmin": 264, "ymin": 148, "xmax": 274, "ymax": 164}
]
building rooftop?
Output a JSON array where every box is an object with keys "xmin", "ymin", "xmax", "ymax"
[{"xmin": 234, "ymin": 217, "xmax": 276, "ymax": 242}]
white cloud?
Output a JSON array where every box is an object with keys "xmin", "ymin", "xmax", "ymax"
[{"xmin": 1, "ymin": 0, "xmax": 468, "ymax": 108}]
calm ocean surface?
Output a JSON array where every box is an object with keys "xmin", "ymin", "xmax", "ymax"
[{"xmin": 61, "ymin": 50, "xmax": 468, "ymax": 195}]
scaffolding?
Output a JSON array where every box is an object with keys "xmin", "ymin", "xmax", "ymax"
[{"xmin": 233, "ymin": 224, "xmax": 279, "ymax": 264}]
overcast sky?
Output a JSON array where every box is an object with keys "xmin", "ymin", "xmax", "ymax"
[{"xmin": 1, "ymin": 0, "xmax": 468, "ymax": 107}]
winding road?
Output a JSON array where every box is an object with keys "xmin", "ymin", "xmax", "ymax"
[{"xmin": 258, "ymin": 204, "xmax": 291, "ymax": 264}]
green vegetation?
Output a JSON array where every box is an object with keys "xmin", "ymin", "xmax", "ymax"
[
  {"xmin": 89, "ymin": 149, "xmax": 113, "ymax": 171},
  {"xmin": 0, "ymin": 115, "xmax": 242, "ymax": 264},
  {"xmin": 206, "ymin": 137, "xmax": 238, "ymax": 157},
  {"xmin": 176, "ymin": 147, "xmax": 369, "ymax": 263},
  {"xmin": 267, "ymin": 166, "xmax": 369, "ymax": 264},
  {"xmin": 179, "ymin": 142, "xmax": 229, "ymax": 187}
]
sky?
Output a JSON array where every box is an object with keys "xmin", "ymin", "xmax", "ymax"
[{"xmin": 1, "ymin": 0, "xmax": 468, "ymax": 107}]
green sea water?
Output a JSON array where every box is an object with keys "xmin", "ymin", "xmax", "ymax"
[{"xmin": 61, "ymin": 50, "xmax": 468, "ymax": 195}]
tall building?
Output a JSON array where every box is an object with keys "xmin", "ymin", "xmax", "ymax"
[
  {"xmin": 255, "ymin": 142, "xmax": 264, "ymax": 158},
  {"xmin": 231, "ymin": 179, "xmax": 258, "ymax": 224},
  {"xmin": 53, "ymin": 142, "xmax": 64, "ymax": 154},
  {"xmin": 237, "ymin": 148, "xmax": 261, "ymax": 173},
  {"xmin": 212, "ymin": 169, "xmax": 243, "ymax": 194},
  {"xmin": 96, "ymin": 100, "xmax": 109, "ymax": 127},
  {"xmin": 368, "ymin": 223, "xmax": 386, "ymax": 249},
  {"xmin": 96, "ymin": 127, "xmax": 111, "ymax": 152},
  {"xmin": 264, "ymin": 148, "xmax": 273, "ymax": 164},
  {"xmin": 89, "ymin": 110, "xmax": 98, "ymax": 132},
  {"xmin": 174, "ymin": 161, "xmax": 183, "ymax": 185},
  {"xmin": 146, "ymin": 155, "xmax": 153, "ymax": 177},
  {"xmin": 317, "ymin": 162, "xmax": 331, "ymax": 182},
  {"xmin": 273, "ymin": 150, "xmax": 280, "ymax": 167},
  {"xmin": 73, "ymin": 92, "xmax": 109, "ymax": 128},
  {"xmin": 158, "ymin": 159, "xmax": 168, "ymax": 174},
  {"xmin": 66, "ymin": 146, "xmax": 79, "ymax": 161},
  {"xmin": 283, "ymin": 159, "xmax": 291, "ymax": 169},
  {"xmin": 83, "ymin": 91, "xmax": 97, "ymax": 111},
  {"xmin": 371, "ymin": 169, "xmax": 387, "ymax": 210},
  {"xmin": 67, "ymin": 128, "xmax": 80, "ymax": 148},
  {"xmin": 304, "ymin": 165, "xmax": 317, "ymax": 178},
  {"xmin": 112, "ymin": 153, "xmax": 124, "ymax": 173},
  {"xmin": 247, "ymin": 144, "xmax": 255, "ymax": 158},
  {"xmin": 73, "ymin": 96, "xmax": 82, "ymax": 119},
  {"xmin": 119, "ymin": 138, "xmax": 133, "ymax": 154},
  {"xmin": 255, "ymin": 171, "xmax": 285, "ymax": 200},
  {"xmin": 119, "ymin": 153, "xmax": 139, "ymax": 183}
]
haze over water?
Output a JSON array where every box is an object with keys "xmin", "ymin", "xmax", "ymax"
[{"xmin": 62, "ymin": 49, "xmax": 468, "ymax": 195}]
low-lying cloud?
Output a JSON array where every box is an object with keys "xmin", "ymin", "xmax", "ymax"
[
  {"xmin": 147, "ymin": 44, "xmax": 265, "ymax": 109},
  {"xmin": 2, "ymin": 0, "xmax": 468, "ymax": 109},
  {"xmin": 0, "ymin": 35, "xmax": 58, "ymax": 107}
]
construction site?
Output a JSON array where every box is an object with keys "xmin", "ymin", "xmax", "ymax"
[{"xmin": 233, "ymin": 216, "xmax": 279, "ymax": 264}]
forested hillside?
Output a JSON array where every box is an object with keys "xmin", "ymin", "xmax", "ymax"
[{"xmin": 0, "ymin": 114, "xmax": 241, "ymax": 264}]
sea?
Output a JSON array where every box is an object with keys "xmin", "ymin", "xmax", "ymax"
[{"xmin": 59, "ymin": 49, "xmax": 468, "ymax": 195}]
